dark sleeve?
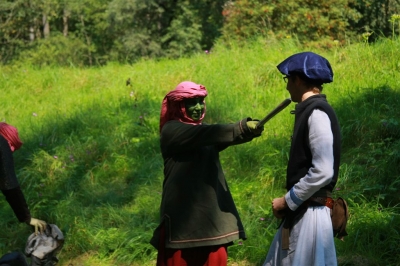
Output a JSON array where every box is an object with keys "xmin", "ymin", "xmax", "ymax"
[
  {"xmin": 0, "ymin": 135, "xmax": 19, "ymax": 190},
  {"xmin": 0, "ymin": 135, "xmax": 31, "ymax": 223},
  {"xmin": 160, "ymin": 118, "xmax": 257, "ymax": 155},
  {"xmin": 1, "ymin": 186, "xmax": 31, "ymax": 223}
]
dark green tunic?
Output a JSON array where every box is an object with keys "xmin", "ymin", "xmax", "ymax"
[{"xmin": 151, "ymin": 118, "xmax": 258, "ymax": 249}]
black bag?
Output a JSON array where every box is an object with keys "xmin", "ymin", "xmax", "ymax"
[
  {"xmin": 0, "ymin": 251, "xmax": 28, "ymax": 266},
  {"xmin": 331, "ymin": 197, "xmax": 349, "ymax": 240}
]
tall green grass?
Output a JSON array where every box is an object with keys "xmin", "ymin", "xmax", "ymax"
[{"xmin": 0, "ymin": 37, "xmax": 399, "ymax": 265}]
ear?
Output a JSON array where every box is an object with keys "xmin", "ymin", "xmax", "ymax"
[
  {"xmin": 294, "ymin": 75, "xmax": 303, "ymax": 86},
  {"xmin": 294, "ymin": 76, "xmax": 311, "ymax": 93}
]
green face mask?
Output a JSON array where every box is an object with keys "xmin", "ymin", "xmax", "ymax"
[{"xmin": 184, "ymin": 97, "xmax": 205, "ymax": 121}]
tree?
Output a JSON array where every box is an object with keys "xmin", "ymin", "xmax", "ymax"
[
  {"xmin": 354, "ymin": 0, "xmax": 400, "ymax": 39},
  {"xmin": 221, "ymin": 0, "xmax": 274, "ymax": 42},
  {"xmin": 0, "ymin": 0, "xmax": 33, "ymax": 63},
  {"xmin": 161, "ymin": 2, "xmax": 202, "ymax": 57},
  {"xmin": 106, "ymin": 0, "xmax": 223, "ymax": 62}
]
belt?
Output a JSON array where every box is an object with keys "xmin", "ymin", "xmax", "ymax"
[{"xmin": 307, "ymin": 197, "xmax": 334, "ymax": 209}]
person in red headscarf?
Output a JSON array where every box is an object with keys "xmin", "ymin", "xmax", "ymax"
[
  {"xmin": 0, "ymin": 122, "xmax": 47, "ymax": 235},
  {"xmin": 150, "ymin": 81, "xmax": 264, "ymax": 266}
]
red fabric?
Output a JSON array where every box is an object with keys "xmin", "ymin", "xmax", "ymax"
[
  {"xmin": 156, "ymin": 224, "xmax": 228, "ymax": 266},
  {"xmin": 0, "ymin": 122, "xmax": 23, "ymax": 152},
  {"xmin": 160, "ymin": 81, "xmax": 208, "ymax": 133}
]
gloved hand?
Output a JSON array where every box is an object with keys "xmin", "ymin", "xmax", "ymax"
[
  {"xmin": 246, "ymin": 121, "xmax": 264, "ymax": 135},
  {"xmin": 29, "ymin": 218, "xmax": 47, "ymax": 235}
]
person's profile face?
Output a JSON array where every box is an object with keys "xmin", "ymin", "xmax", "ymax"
[
  {"xmin": 286, "ymin": 76, "xmax": 302, "ymax": 103},
  {"xmin": 184, "ymin": 97, "xmax": 205, "ymax": 121}
]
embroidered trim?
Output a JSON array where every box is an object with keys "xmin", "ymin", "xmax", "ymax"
[{"xmin": 170, "ymin": 231, "xmax": 241, "ymax": 244}]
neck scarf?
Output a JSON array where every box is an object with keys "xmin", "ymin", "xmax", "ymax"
[
  {"xmin": 160, "ymin": 81, "xmax": 208, "ymax": 133},
  {"xmin": 0, "ymin": 122, "xmax": 23, "ymax": 152}
]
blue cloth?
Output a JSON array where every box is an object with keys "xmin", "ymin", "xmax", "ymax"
[{"xmin": 277, "ymin": 52, "xmax": 333, "ymax": 83}]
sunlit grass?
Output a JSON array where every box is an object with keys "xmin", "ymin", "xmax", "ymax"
[{"xmin": 0, "ymin": 37, "xmax": 399, "ymax": 265}]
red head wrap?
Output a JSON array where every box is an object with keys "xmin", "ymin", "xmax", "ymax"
[
  {"xmin": 160, "ymin": 81, "xmax": 208, "ymax": 133},
  {"xmin": 0, "ymin": 122, "xmax": 23, "ymax": 152}
]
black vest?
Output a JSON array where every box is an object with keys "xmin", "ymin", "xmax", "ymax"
[{"xmin": 286, "ymin": 94, "xmax": 341, "ymax": 192}]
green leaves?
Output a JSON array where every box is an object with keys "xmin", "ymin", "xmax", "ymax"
[{"xmin": 220, "ymin": 0, "xmax": 362, "ymax": 46}]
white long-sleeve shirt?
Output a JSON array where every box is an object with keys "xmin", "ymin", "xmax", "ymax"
[{"xmin": 285, "ymin": 109, "xmax": 334, "ymax": 211}]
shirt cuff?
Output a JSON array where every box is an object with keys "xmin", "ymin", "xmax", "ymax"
[{"xmin": 285, "ymin": 188, "xmax": 304, "ymax": 211}]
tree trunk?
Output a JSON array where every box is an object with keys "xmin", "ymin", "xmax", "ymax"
[
  {"xmin": 29, "ymin": 26, "xmax": 35, "ymax": 41},
  {"xmin": 33, "ymin": 18, "xmax": 41, "ymax": 39},
  {"xmin": 80, "ymin": 15, "xmax": 93, "ymax": 66},
  {"xmin": 43, "ymin": 14, "xmax": 50, "ymax": 38},
  {"xmin": 63, "ymin": 9, "xmax": 69, "ymax": 37}
]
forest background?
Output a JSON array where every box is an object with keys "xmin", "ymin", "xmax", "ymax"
[
  {"xmin": 1, "ymin": 0, "xmax": 400, "ymax": 266},
  {"xmin": 1, "ymin": 0, "xmax": 400, "ymax": 66}
]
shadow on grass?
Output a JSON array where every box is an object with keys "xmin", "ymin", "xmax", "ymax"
[
  {"xmin": 334, "ymin": 85, "xmax": 400, "ymax": 149},
  {"xmin": 333, "ymin": 85, "xmax": 400, "ymax": 202},
  {"xmin": 331, "ymin": 85, "xmax": 400, "ymax": 265},
  {"xmin": 0, "ymin": 95, "xmax": 162, "ymax": 262}
]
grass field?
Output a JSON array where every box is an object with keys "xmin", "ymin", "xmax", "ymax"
[{"xmin": 1, "ymin": 37, "xmax": 399, "ymax": 265}]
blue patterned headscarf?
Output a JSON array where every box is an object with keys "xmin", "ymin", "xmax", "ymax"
[{"xmin": 277, "ymin": 52, "xmax": 333, "ymax": 83}]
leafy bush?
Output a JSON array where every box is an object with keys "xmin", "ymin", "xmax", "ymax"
[
  {"xmin": 221, "ymin": 0, "xmax": 362, "ymax": 45},
  {"xmin": 15, "ymin": 34, "xmax": 90, "ymax": 67}
]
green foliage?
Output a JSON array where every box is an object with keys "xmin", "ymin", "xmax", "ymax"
[
  {"xmin": 354, "ymin": 0, "xmax": 400, "ymax": 40},
  {"xmin": 190, "ymin": 0, "xmax": 225, "ymax": 50},
  {"xmin": 2, "ymin": 0, "xmax": 400, "ymax": 65},
  {"xmin": 0, "ymin": 38, "xmax": 400, "ymax": 265},
  {"xmin": 107, "ymin": 0, "xmax": 223, "ymax": 61},
  {"xmin": 106, "ymin": 0, "xmax": 164, "ymax": 61},
  {"xmin": 221, "ymin": 0, "xmax": 362, "ymax": 47},
  {"xmin": 15, "ymin": 34, "xmax": 89, "ymax": 67},
  {"xmin": 389, "ymin": 13, "xmax": 400, "ymax": 38},
  {"xmin": 0, "ymin": 0, "xmax": 33, "ymax": 63},
  {"xmin": 0, "ymin": 0, "xmax": 267, "ymax": 64},
  {"xmin": 161, "ymin": 3, "xmax": 202, "ymax": 58},
  {"xmin": 221, "ymin": 0, "xmax": 274, "ymax": 42}
]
